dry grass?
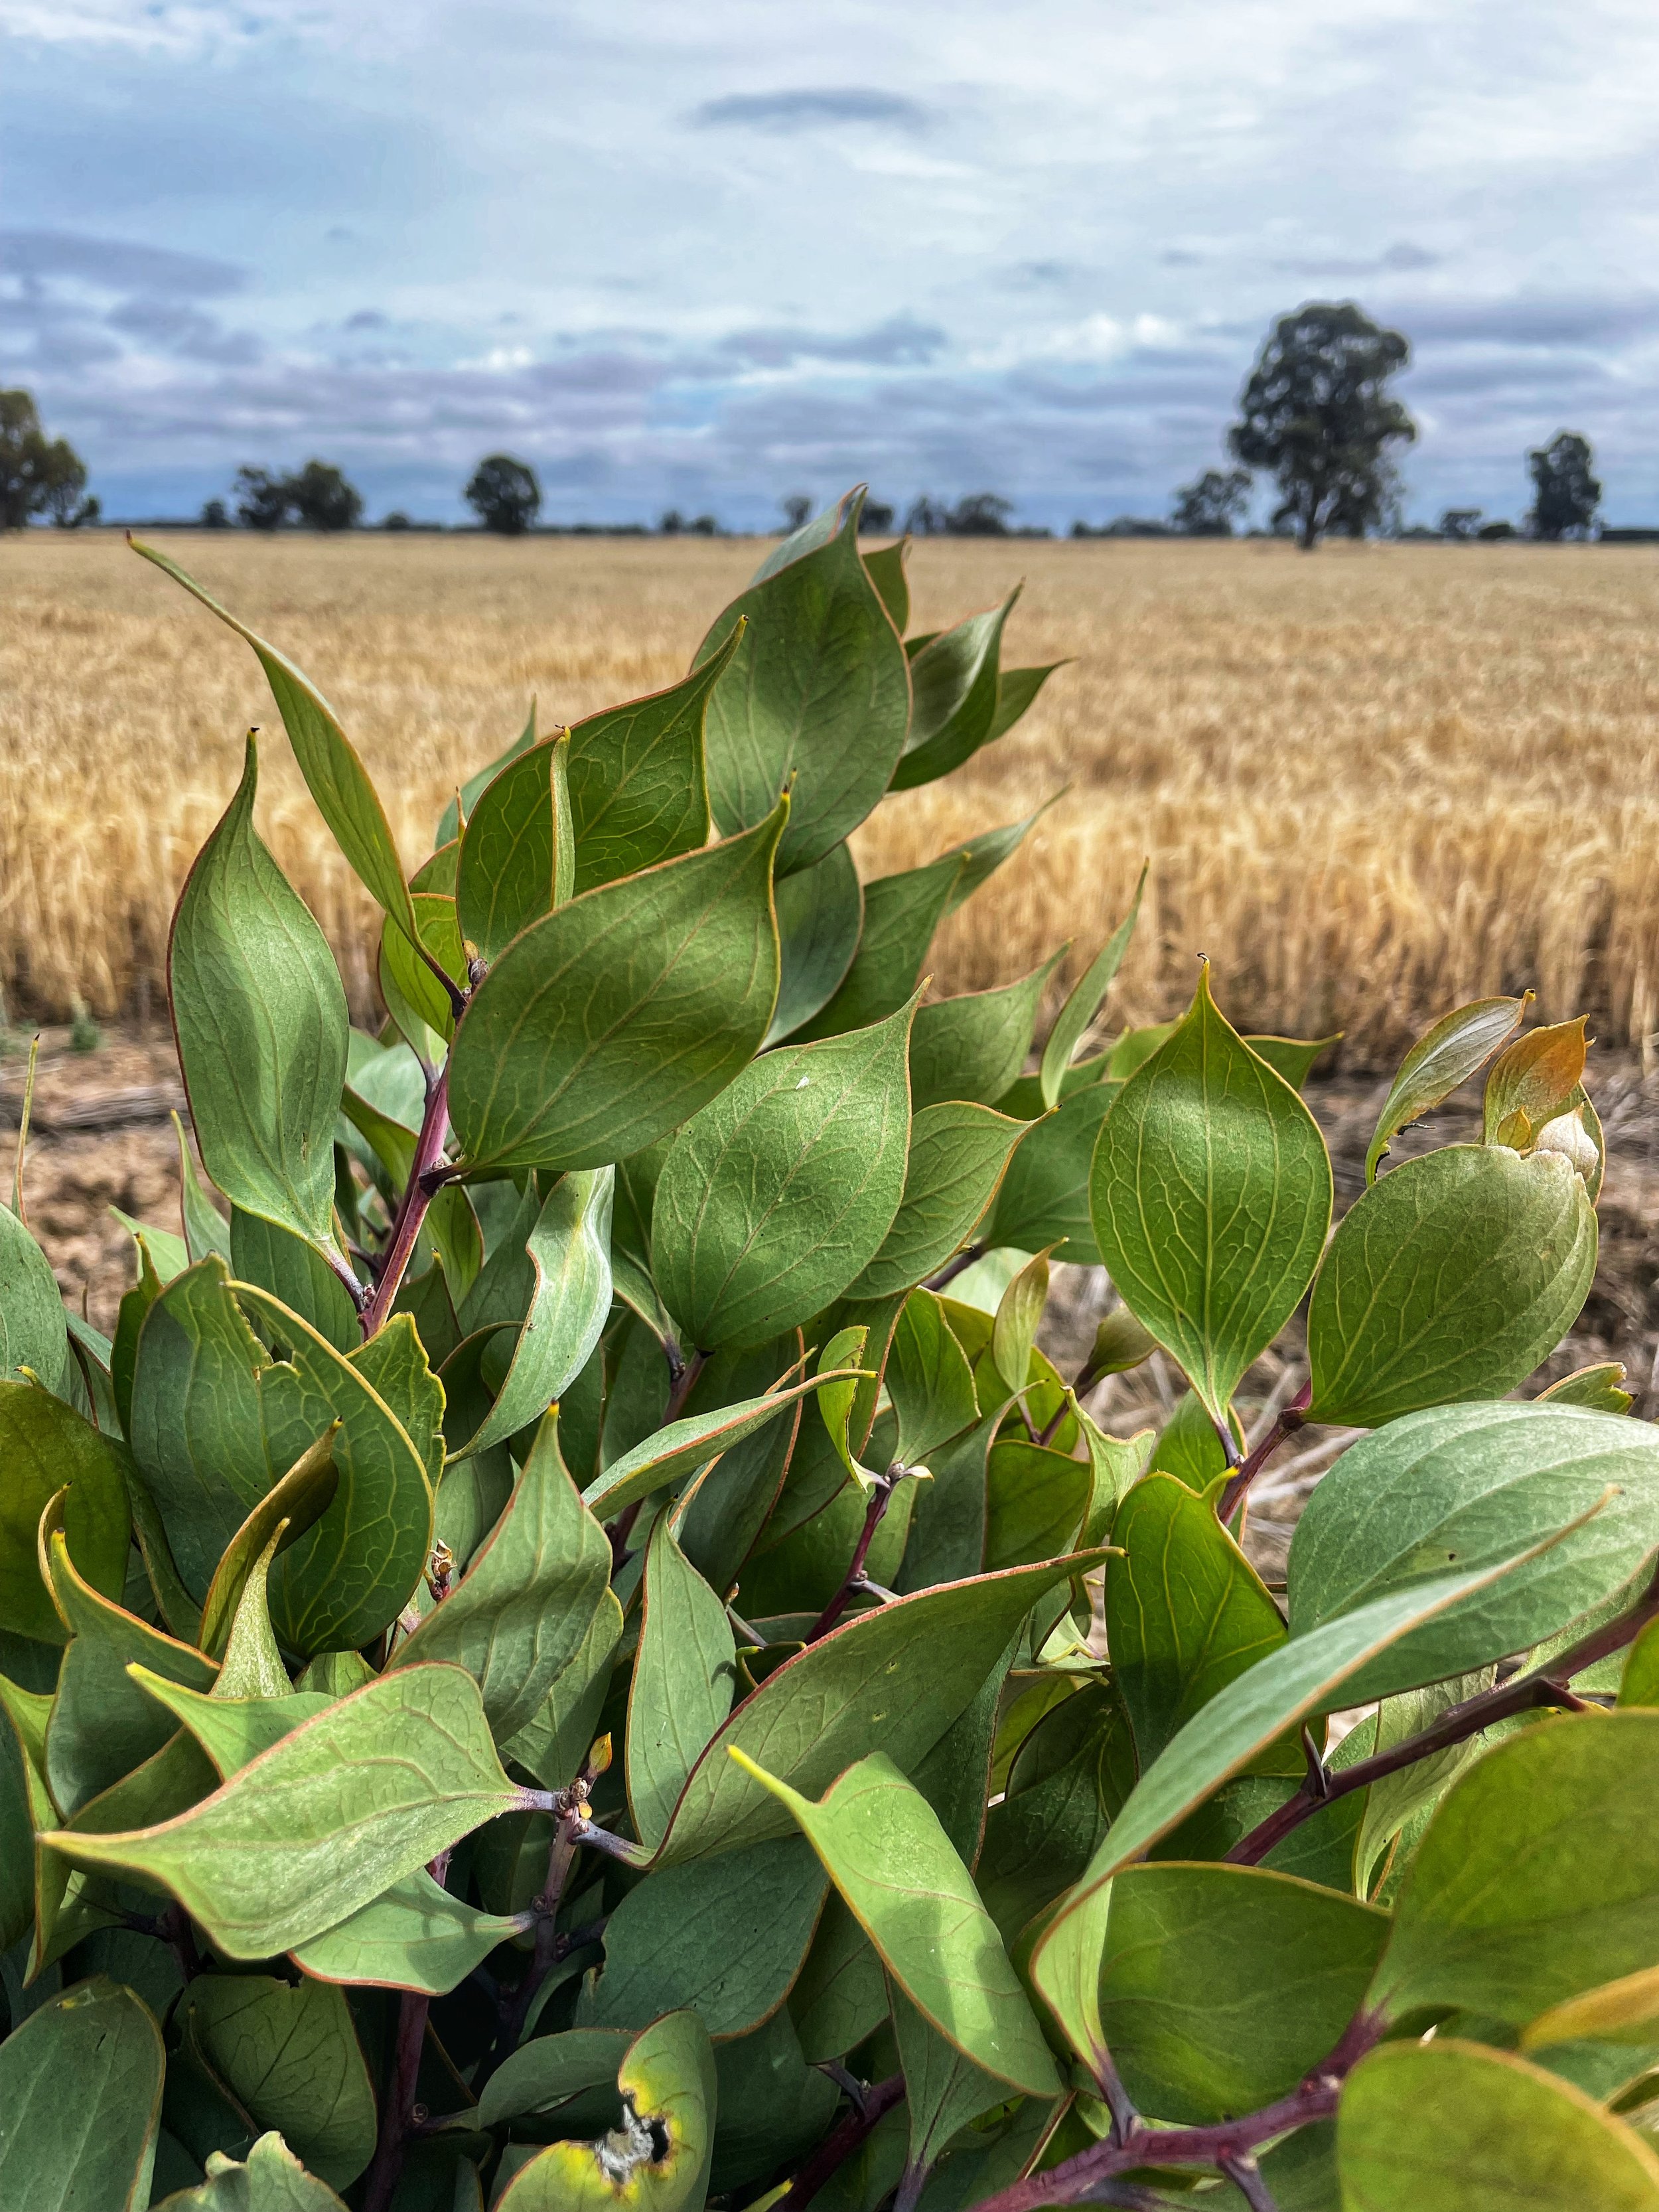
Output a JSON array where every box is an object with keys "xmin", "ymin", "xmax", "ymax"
[{"xmin": 5, "ymin": 529, "xmax": 1659, "ymax": 1065}]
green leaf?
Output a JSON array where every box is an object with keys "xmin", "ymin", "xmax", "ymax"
[
  {"xmin": 478, "ymin": 2026, "xmax": 635, "ymax": 2127},
  {"xmin": 1245, "ymin": 1032, "xmax": 1342, "ymax": 1090},
  {"xmin": 1040, "ymin": 865, "xmax": 1146, "ymax": 1109},
  {"xmin": 293, "ymin": 1870, "xmax": 526, "ymax": 1994},
  {"xmin": 1288, "ymin": 1401, "xmax": 1659, "ymax": 1701},
  {"xmin": 150, "ymin": 2129, "xmax": 349, "ymax": 2210},
  {"xmin": 176, "ymin": 1113, "xmax": 233, "ymax": 1264},
  {"xmin": 390, "ymin": 1408, "xmax": 613, "ymax": 1741},
  {"xmin": 985, "ymin": 660, "xmax": 1065, "ymax": 748},
  {"xmin": 1107, "ymin": 1472, "xmax": 1293, "ymax": 1773},
  {"xmin": 1151, "ymin": 1388, "xmax": 1241, "ymax": 1491},
  {"xmin": 897, "ymin": 1410, "xmax": 1000, "ymax": 1591},
  {"xmin": 1375, "ymin": 1712, "xmax": 1659, "ymax": 2025},
  {"xmin": 983, "ymin": 1438, "xmax": 1090, "ymax": 1572},
  {"xmin": 1544, "ymin": 1361, "xmax": 1634, "ymax": 1414},
  {"xmin": 976, "ymin": 1679, "xmax": 1127, "ymax": 1945},
  {"xmin": 581, "ymin": 1368, "xmax": 858, "ymax": 1525},
  {"xmin": 1072, "ymin": 1397, "xmax": 1155, "ymax": 1548},
  {"xmin": 348, "ymin": 1313, "xmax": 445, "ymax": 1491},
  {"xmin": 197, "ymin": 1430, "xmax": 339, "ymax": 1662},
  {"xmin": 567, "ymin": 636, "xmax": 739, "ymax": 893},
  {"xmin": 234, "ymin": 1283, "xmax": 435, "ymax": 1658},
  {"xmin": 498, "ymin": 1582, "xmax": 624, "ymax": 1793},
  {"xmin": 1306, "ymin": 1146, "xmax": 1597, "ymax": 1426},
  {"xmin": 0, "ymin": 1199, "xmax": 68, "ymax": 1387},
  {"xmin": 862, "ymin": 536, "xmax": 909, "ymax": 632},
  {"xmin": 889, "ymin": 590, "xmax": 1019, "ymax": 792},
  {"xmin": 1524, "ymin": 1967, "xmax": 1659, "ymax": 2054},
  {"xmin": 131, "ymin": 1669, "xmax": 326, "ymax": 1780},
  {"xmin": 653, "ymin": 997, "xmax": 916, "ymax": 1350},
  {"xmin": 910, "ymin": 954, "xmax": 1063, "ymax": 1112},
  {"xmin": 378, "ymin": 889, "xmax": 463, "ymax": 1050},
  {"xmin": 1483, "ymin": 1015, "xmax": 1589, "ymax": 1147},
  {"xmin": 1621, "ymin": 1618, "xmax": 1659, "ymax": 1707},
  {"xmin": 41, "ymin": 1516, "xmax": 217, "ymax": 1812},
  {"xmin": 495, "ymin": 2009, "xmax": 715, "ymax": 2211},
  {"xmin": 752, "ymin": 492, "xmax": 849, "ymax": 581},
  {"xmin": 674, "ymin": 1330, "xmax": 808, "ymax": 1593},
  {"xmin": 179, "ymin": 1974, "xmax": 375, "ymax": 2190},
  {"xmin": 1089, "ymin": 964, "xmax": 1333, "ymax": 1429},
  {"xmin": 44, "ymin": 1662, "xmax": 523, "ymax": 1957},
  {"xmin": 457, "ymin": 734, "xmax": 575, "ymax": 963},
  {"xmin": 1336, "ymin": 2037, "xmax": 1659, "ymax": 2211},
  {"xmin": 228, "ymin": 1212, "xmax": 360, "ymax": 1353},
  {"xmin": 845, "ymin": 1102, "xmax": 1029, "ymax": 1299},
  {"xmin": 133, "ymin": 539, "xmax": 417, "ymax": 942},
  {"xmin": 1099, "ymin": 1862, "xmax": 1388, "ymax": 2124},
  {"xmin": 0, "ymin": 1975, "xmax": 165, "ymax": 2212},
  {"xmin": 989, "ymin": 1246, "xmax": 1051, "ymax": 1402},
  {"xmin": 437, "ymin": 700, "xmax": 540, "ymax": 848},
  {"xmin": 1350, "ymin": 1668, "xmax": 1497, "ymax": 1898},
  {"xmin": 733, "ymin": 1748, "xmax": 1058, "ymax": 2095},
  {"xmin": 628, "ymin": 1512, "xmax": 738, "ymax": 1852},
  {"xmin": 449, "ymin": 802, "xmax": 786, "ymax": 1175},
  {"xmin": 0, "ymin": 1381, "xmax": 129, "ymax": 1646},
  {"xmin": 169, "ymin": 735, "xmax": 350, "ymax": 1250},
  {"xmin": 656, "ymin": 1552, "xmax": 1104, "ymax": 1867},
  {"xmin": 796, "ymin": 852, "xmax": 964, "ymax": 1041},
  {"xmin": 987, "ymin": 1080, "xmax": 1118, "ymax": 1264},
  {"xmin": 451, "ymin": 1169, "xmax": 613, "ymax": 1459},
  {"xmin": 886, "ymin": 1290, "xmax": 978, "ymax": 1465},
  {"xmin": 1031, "ymin": 1546, "xmax": 1571, "ymax": 2069},
  {"xmin": 1363, "ymin": 994, "xmax": 1528, "ymax": 1185},
  {"xmin": 696, "ymin": 494, "xmax": 911, "ymax": 875},
  {"xmin": 889, "ymin": 1979, "xmax": 1011, "ymax": 2200},
  {"xmin": 766, "ymin": 840, "xmax": 865, "ymax": 1045},
  {"xmin": 579, "ymin": 1836, "xmax": 827, "ymax": 2040}
]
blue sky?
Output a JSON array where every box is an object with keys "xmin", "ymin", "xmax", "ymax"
[{"xmin": 5, "ymin": 0, "xmax": 1659, "ymax": 527}]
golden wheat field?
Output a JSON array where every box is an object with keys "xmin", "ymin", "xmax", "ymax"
[{"xmin": 5, "ymin": 528, "xmax": 1659, "ymax": 1065}]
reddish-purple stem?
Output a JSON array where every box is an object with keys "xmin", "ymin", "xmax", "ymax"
[
  {"xmin": 808, "ymin": 1471, "xmax": 899, "ymax": 1641},
  {"xmin": 1216, "ymin": 1380, "xmax": 1312, "ymax": 1523},
  {"xmin": 360, "ymin": 1062, "xmax": 452, "ymax": 1337},
  {"xmin": 773, "ymin": 2074, "xmax": 905, "ymax": 2210}
]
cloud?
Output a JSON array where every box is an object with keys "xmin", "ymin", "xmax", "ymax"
[
  {"xmin": 686, "ymin": 87, "xmax": 932, "ymax": 133},
  {"xmin": 1274, "ymin": 241, "xmax": 1442, "ymax": 278},
  {"xmin": 1401, "ymin": 294, "xmax": 1659, "ymax": 348},
  {"xmin": 720, "ymin": 314, "xmax": 948, "ymax": 369},
  {"xmin": 0, "ymin": 228, "xmax": 244, "ymax": 296},
  {"xmin": 104, "ymin": 295, "xmax": 263, "ymax": 365}
]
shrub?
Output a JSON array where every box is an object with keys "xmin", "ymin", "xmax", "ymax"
[{"xmin": 0, "ymin": 488, "xmax": 1650, "ymax": 2211}]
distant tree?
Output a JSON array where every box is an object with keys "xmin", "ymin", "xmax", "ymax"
[
  {"xmin": 907, "ymin": 492, "xmax": 1013, "ymax": 538},
  {"xmin": 200, "ymin": 498, "xmax": 231, "ymax": 530},
  {"xmin": 780, "ymin": 494, "xmax": 812, "ymax": 531},
  {"xmin": 466, "ymin": 454, "xmax": 541, "ymax": 536},
  {"xmin": 1228, "ymin": 302, "xmax": 1415, "ymax": 550},
  {"xmin": 287, "ymin": 460, "xmax": 363, "ymax": 532},
  {"xmin": 234, "ymin": 467, "xmax": 291, "ymax": 531},
  {"xmin": 38, "ymin": 440, "xmax": 99, "ymax": 528},
  {"xmin": 1477, "ymin": 520, "xmax": 1518, "ymax": 541},
  {"xmin": 686, "ymin": 513, "xmax": 719, "ymax": 536},
  {"xmin": 659, "ymin": 509, "xmax": 685, "ymax": 535},
  {"xmin": 1171, "ymin": 467, "xmax": 1252, "ymax": 536},
  {"xmin": 1439, "ymin": 507, "xmax": 1482, "ymax": 542},
  {"xmin": 859, "ymin": 498, "xmax": 896, "ymax": 534},
  {"xmin": 382, "ymin": 510, "xmax": 411, "ymax": 531},
  {"xmin": 1, "ymin": 390, "xmax": 94, "ymax": 529},
  {"xmin": 1528, "ymin": 431, "xmax": 1601, "ymax": 541}
]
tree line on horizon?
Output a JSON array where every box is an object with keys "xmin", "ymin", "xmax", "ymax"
[{"xmin": 0, "ymin": 307, "xmax": 1615, "ymax": 547}]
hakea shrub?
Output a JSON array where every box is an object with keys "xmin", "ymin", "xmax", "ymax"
[{"xmin": 0, "ymin": 490, "xmax": 1654, "ymax": 2212}]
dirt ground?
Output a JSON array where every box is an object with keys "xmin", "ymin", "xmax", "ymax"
[{"xmin": 7, "ymin": 1025, "xmax": 1654, "ymax": 1584}]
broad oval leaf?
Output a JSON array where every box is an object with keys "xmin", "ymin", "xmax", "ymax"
[
  {"xmin": 42, "ymin": 1662, "xmax": 524, "ymax": 1958},
  {"xmin": 1090, "ymin": 965, "xmax": 1332, "ymax": 1429},
  {"xmin": 567, "ymin": 634, "xmax": 738, "ymax": 893},
  {"xmin": 228, "ymin": 1211, "xmax": 360, "ymax": 1353},
  {"xmin": 0, "ymin": 1201, "xmax": 68, "ymax": 1386},
  {"xmin": 885, "ymin": 1290, "xmax": 978, "ymax": 1465},
  {"xmin": 457, "ymin": 734, "xmax": 574, "ymax": 963},
  {"xmin": 889, "ymin": 591, "xmax": 1018, "ymax": 792},
  {"xmin": 734, "ymin": 1748, "xmax": 1058, "ymax": 2095},
  {"xmin": 1039, "ymin": 863, "xmax": 1146, "ymax": 1110},
  {"xmin": 291, "ymin": 1870, "xmax": 528, "ymax": 1995},
  {"xmin": 1287, "ymin": 1401, "xmax": 1659, "ymax": 1701},
  {"xmin": 695, "ymin": 494, "xmax": 910, "ymax": 875},
  {"xmin": 652, "ymin": 996, "xmax": 915, "ymax": 1350},
  {"xmin": 169, "ymin": 734, "xmax": 349, "ymax": 1249},
  {"xmin": 1305, "ymin": 1145, "xmax": 1597, "ymax": 1426},
  {"xmin": 448, "ymin": 803, "xmax": 786, "ymax": 1175},
  {"xmin": 179, "ymin": 1974, "xmax": 375, "ymax": 2190},
  {"xmin": 580, "ymin": 1367, "xmax": 855, "ymax": 1524},
  {"xmin": 0, "ymin": 1975, "xmax": 165, "ymax": 2212},
  {"xmin": 909, "ymin": 954, "xmax": 1062, "ymax": 1112},
  {"xmin": 987, "ymin": 1080, "xmax": 1118, "ymax": 1263},
  {"xmin": 795, "ymin": 851, "xmax": 964, "ymax": 1041},
  {"xmin": 389, "ymin": 1409, "xmax": 613, "ymax": 1743},
  {"xmin": 1363, "ymin": 992, "xmax": 1528, "ymax": 1184},
  {"xmin": 1375, "ymin": 1712, "xmax": 1659, "ymax": 2026},
  {"xmin": 0, "ymin": 1380, "xmax": 129, "ymax": 1647},
  {"xmin": 845, "ymin": 1102, "xmax": 1029, "ymax": 1299},
  {"xmin": 627, "ymin": 1512, "xmax": 738, "ymax": 1852},
  {"xmin": 151, "ymin": 2131, "xmax": 349, "ymax": 2211},
  {"xmin": 496, "ymin": 2009, "xmax": 715, "ymax": 2212},
  {"xmin": 862, "ymin": 535, "xmax": 909, "ymax": 631},
  {"xmin": 766, "ymin": 840, "xmax": 864, "ymax": 1045},
  {"xmin": 1098, "ymin": 1863, "xmax": 1389, "ymax": 2124},
  {"xmin": 1337, "ymin": 2037, "xmax": 1659, "ymax": 2212}
]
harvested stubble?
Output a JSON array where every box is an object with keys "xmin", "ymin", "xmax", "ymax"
[{"xmin": 5, "ymin": 529, "xmax": 1659, "ymax": 1065}]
